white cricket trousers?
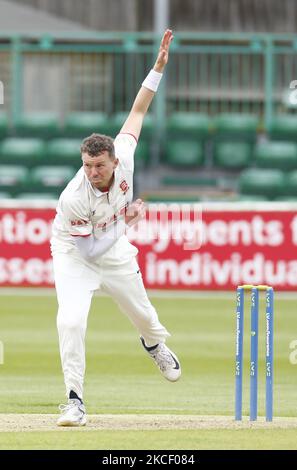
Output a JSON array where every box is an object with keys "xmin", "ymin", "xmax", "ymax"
[{"xmin": 53, "ymin": 253, "xmax": 170, "ymax": 399}]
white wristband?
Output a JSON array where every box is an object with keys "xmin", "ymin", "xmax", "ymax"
[{"xmin": 142, "ymin": 69, "xmax": 163, "ymax": 92}]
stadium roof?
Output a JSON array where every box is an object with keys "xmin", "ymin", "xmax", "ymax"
[{"xmin": 0, "ymin": 0, "xmax": 95, "ymax": 35}]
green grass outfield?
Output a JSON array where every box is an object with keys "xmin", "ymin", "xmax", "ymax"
[{"xmin": 0, "ymin": 291, "xmax": 296, "ymax": 449}]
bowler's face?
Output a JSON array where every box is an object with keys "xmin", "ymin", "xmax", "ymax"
[{"xmin": 82, "ymin": 152, "xmax": 118, "ymax": 190}]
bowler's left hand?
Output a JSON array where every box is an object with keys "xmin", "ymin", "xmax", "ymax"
[{"xmin": 153, "ymin": 29, "xmax": 174, "ymax": 73}]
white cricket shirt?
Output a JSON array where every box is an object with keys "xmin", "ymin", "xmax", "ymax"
[{"xmin": 50, "ymin": 133, "xmax": 138, "ymax": 265}]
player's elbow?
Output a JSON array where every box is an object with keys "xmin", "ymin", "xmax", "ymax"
[
  {"xmin": 81, "ymin": 251, "xmax": 95, "ymax": 262},
  {"xmin": 131, "ymin": 104, "xmax": 148, "ymax": 119},
  {"xmin": 78, "ymin": 245, "xmax": 104, "ymax": 262},
  {"xmin": 73, "ymin": 235, "xmax": 96, "ymax": 262},
  {"xmin": 79, "ymin": 245, "xmax": 100, "ymax": 262}
]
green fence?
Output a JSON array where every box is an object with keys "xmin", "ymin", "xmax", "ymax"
[{"xmin": 1, "ymin": 32, "xmax": 297, "ymax": 130}]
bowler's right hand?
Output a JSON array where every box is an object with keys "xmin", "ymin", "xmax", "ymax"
[{"xmin": 125, "ymin": 199, "xmax": 146, "ymax": 226}]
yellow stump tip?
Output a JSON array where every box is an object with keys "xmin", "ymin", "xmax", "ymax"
[{"xmin": 238, "ymin": 284, "xmax": 273, "ymax": 291}]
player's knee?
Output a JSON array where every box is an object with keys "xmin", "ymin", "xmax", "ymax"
[
  {"xmin": 135, "ymin": 306, "xmax": 158, "ymax": 325},
  {"xmin": 57, "ymin": 312, "xmax": 86, "ymax": 331}
]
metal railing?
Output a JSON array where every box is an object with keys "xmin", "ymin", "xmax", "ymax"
[{"xmin": 0, "ymin": 32, "xmax": 297, "ymax": 131}]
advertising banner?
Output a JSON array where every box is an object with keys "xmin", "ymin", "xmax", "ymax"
[{"xmin": 1, "ymin": 203, "xmax": 297, "ymax": 290}]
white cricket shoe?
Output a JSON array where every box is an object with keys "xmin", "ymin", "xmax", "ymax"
[
  {"xmin": 57, "ymin": 399, "xmax": 87, "ymax": 427},
  {"xmin": 140, "ymin": 337, "xmax": 181, "ymax": 382}
]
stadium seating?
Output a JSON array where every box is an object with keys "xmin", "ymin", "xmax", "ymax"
[
  {"xmin": 211, "ymin": 113, "xmax": 259, "ymax": 174},
  {"xmin": 107, "ymin": 112, "xmax": 129, "ymax": 137},
  {"xmin": 0, "ymin": 165, "xmax": 29, "ymax": 196},
  {"xmin": 275, "ymin": 195, "xmax": 297, "ymax": 201},
  {"xmin": 255, "ymin": 142, "xmax": 297, "ymax": 170},
  {"xmin": 162, "ymin": 175, "xmax": 217, "ymax": 187},
  {"xmin": 15, "ymin": 113, "xmax": 60, "ymax": 138},
  {"xmin": 0, "ymin": 191, "xmax": 11, "ymax": 198},
  {"xmin": 164, "ymin": 140, "xmax": 204, "ymax": 166},
  {"xmin": 104, "ymin": 113, "xmax": 153, "ymax": 165},
  {"xmin": 239, "ymin": 168, "xmax": 285, "ymax": 199},
  {"xmin": 269, "ymin": 115, "xmax": 297, "ymax": 141},
  {"xmin": 0, "ymin": 138, "xmax": 45, "ymax": 167},
  {"xmin": 237, "ymin": 195, "xmax": 269, "ymax": 201},
  {"xmin": 213, "ymin": 113, "xmax": 259, "ymax": 141},
  {"xmin": 16, "ymin": 192, "xmax": 58, "ymax": 200},
  {"xmin": 107, "ymin": 112, "xmax": 153, "ymax": 140},
  {"xmin": 134, "ymin": 140, "xmax": 150, "ymax": 167},
  {"xmin": 0, "ymin": 113, "xmax": 8, "ymax": 140},
  {"xmin": 47, "ymin": 138, "xmax": 82, "ymax": 167},
  {"xmin": 64, "ymin": 112, "xmax": 109, "ymax": 138},
  {"xmin": 164, "ymin": 113, "xmax": 210, "ymax": 167},
  {"xmin": 4, "ymin": 106, "xmax": 297, "ymax": 202},
  {"xmin": 285, "ymin": 170, "xmax": 297, "ymax": 196},
  {"xmin": 166, "ymin": 112, "xmax": 210, "ymax": 139},
  {"xmin": 144, "ymin": 193, "xmax": 201, "ymax": 202},
  {"xmin": 29, "ymin": 166, "xmax": 76, "ymax": 193},
  {"xmin": 140, "ymin": 114, "xmax": 154, "ymax": 141},
  {"xmin": 48, "ymin": 135, "xmax": 146, "ymax": 168},
  {"xmin": 213, "ymin": 142, "xmax": 252, "ymax": 169}
]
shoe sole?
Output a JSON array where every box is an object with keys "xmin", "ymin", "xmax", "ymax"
[
  {"xmin": 165, "ymin": 369, "xmax": 181, "ymax": 382},
  {"xmin": 57, "ymin": 417, "xmax": 87, "ymax": 427}
]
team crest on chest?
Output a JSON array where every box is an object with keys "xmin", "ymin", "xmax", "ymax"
[{"xmin": 119, "ymin": 179, "xmax": 129, "ymax": 194}]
